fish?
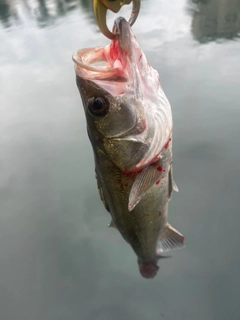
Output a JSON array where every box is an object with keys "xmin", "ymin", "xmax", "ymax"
[{"xmin": 73, "ymin": 17, "xmax": 184, "ymax": 279}]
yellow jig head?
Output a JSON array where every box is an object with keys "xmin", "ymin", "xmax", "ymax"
[{"xmin": 93, "ymin": 0, "xmax": 141, "ymax": 39}]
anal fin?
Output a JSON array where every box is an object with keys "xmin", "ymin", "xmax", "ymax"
[
  {"xmin": 157, "ymin": 224, "xmax": 185, "ymax": 253},
  {"xmin": 108, "ymin": 220, "xmax": 116, "ymax": 228}
]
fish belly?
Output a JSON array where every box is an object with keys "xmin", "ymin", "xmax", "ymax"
[{"xmin": 95, "ymin": 151, "xmax": 169, "ymax": 262}]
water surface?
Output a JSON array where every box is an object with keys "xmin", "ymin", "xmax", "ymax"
[{"xmin": 0, "ymin": 1, "xmax": 240, "ymax": 319}]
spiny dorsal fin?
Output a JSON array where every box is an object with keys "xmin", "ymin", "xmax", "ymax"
[
  {"xmin": 173, "ymin": 181, "xmax": 179, "ymax": 192},
  {"xmin": 128, "ymin": 164, "xmax": 162, "ymax": 211},
  {"xmin": 157, "ymin": 224, "xmax": 185, "ymax": 253}
]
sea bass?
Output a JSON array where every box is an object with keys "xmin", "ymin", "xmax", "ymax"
[{"xmin": 73, "ymin": 17, "xmax": 184, "ymax": 279}]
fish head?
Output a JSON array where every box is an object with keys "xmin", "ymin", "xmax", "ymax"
[
  {"xmin": 73, "ymin": 17, "xmax": 172, "ymax": 172},
  {"xmin": 76, "ymin": 75, "xmax": 148, "ymax": 170}
]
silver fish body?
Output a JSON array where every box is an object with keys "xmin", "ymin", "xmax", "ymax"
[{"xmin": 73, "ymin": 17, "xmax": 184, "ymax": 278}]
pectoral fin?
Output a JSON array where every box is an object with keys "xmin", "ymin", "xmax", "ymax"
[
  {"xmin": 128, "ymin": 165, "xmax": 162, "ymax": 211},
  {"xmin": 157, "ymin": 224, "xmax": 184, "ymax": 253}
]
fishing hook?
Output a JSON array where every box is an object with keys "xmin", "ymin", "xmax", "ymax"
[{"xmin": 93, "ymin": 0, "xmax": 141, "ymax": 39}]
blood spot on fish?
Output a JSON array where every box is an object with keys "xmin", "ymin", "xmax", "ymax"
[
  {"xmin": 116, "ymin": 175, "xmax": 121, "ymax": 186},
  {"xmin": 164, "ymin": 138, "xmax": 172, "ymax": 149},
  {"xmin": 124, "ymin": 183, "xmax": 128, "ymax": 187},
  {"xmin": 123, "ymin": 171, "xmax": 138, "ymax": 181},
  {"xmin": 109, "ymin": 40, "xmax": 119, "ymax": 60},
  {"xmin": 156, "ymin": 166, "xmax": 162, "ymax": 172},
  {"xmin": 156, "ymin": 179, "xmax": 160, "ymax": 185},
  {"xmin": 109, "ymin": 37, "xmax": 128, "ymax": 71},
  {"xmin": 158, "ymin": 211, "xmax": 162, "ymax": 216},
  {"xmin": 144, "ymin": 214, "xmax": 150, "ymax": 217},
  {"xmin": 139, "ymin": 54, "xmax": 142, "ymax": 61}
]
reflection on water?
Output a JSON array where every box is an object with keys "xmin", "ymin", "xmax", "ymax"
[
  {"xmin": 190, "ymin": 0, "xmax": 240, "ymax": 42},
  {"xmin": 1, "ymin": 0, "xmax": 240, "ymax": 319},
  {"xmin": 0, "ymin": 0, "xmax": 18, "ymax": 28},
  {"xmin": 2, "ymin": 0, "xmax": 240, "ymax": 42},
  {"xmin": 0, "ymin": 0, "xmax": 94, "ymax": 28},
  {"xmin": 0, "ymin": 0, "xmax": 147, "ymax": 29}
]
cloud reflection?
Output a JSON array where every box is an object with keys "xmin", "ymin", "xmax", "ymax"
[{"xmin": 190, "ymin": 0, "xmax": 240, "ymax": 43}]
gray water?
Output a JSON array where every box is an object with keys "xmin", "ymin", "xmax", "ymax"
[{"xmin": 0, "ymin": 0, "xmax": 240, "ymax": 319}]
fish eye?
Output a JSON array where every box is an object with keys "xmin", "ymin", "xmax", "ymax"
[{"xmin": 87, "ymin": 97, "xmax": 109, "ymax": 117}]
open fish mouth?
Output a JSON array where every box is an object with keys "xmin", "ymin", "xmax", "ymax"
[
  {"xmin": 73, "ymin": 46, "xmax": 116, "ymax": 73},
  {"xmin": 72, "ymin": 17, "xmax": 140, "ymax": 85},
  {"xmin": 72, "ymin": 46, "xmax": 127, "ymax": 81}
]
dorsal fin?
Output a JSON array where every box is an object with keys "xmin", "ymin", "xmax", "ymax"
[
  {"xmin": 173, "ymin": 181, "xmax": 179, "ymax": 192},
  {"xmin": 128, "ymin": 164, "xmax": 163, "ymax": 211},
  {"xmin": 157, "ymin": 224, "xmax": 185, "ymax": 253},
  {"xmin": 168, "ymin": 165, "xmax": 179, "ymax": 199}
]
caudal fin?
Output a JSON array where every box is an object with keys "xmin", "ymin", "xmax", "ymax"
[{"xmin": 138, "ymin": 262, "xmax": 159, "ymax": 279}]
